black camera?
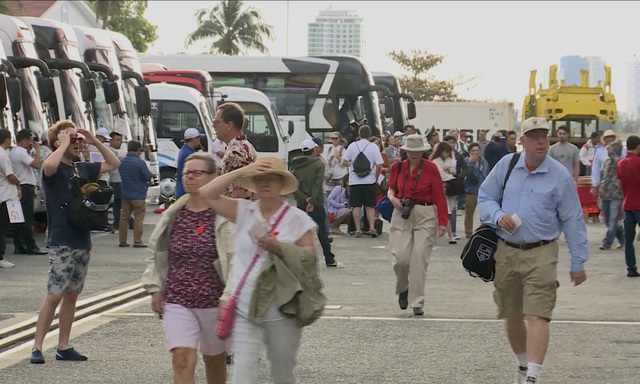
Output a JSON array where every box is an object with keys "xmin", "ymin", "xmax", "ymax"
[{"xmin": 401, "ymin": 199, "xmax": 415, "ymax": 219}]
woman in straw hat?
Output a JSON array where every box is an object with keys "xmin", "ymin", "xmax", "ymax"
[
  {"xmin": 388, "ymin": 134, "xmax": 448, "ymax": 316},
  {"xmin": 196, "ymin": 156, "xmax": 325, "ymax": 384}
]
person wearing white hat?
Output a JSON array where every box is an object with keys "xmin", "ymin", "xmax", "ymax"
[
  {"xmin": 387, "ymin": 134, "xmax": 447, "ymax": 317},
  {"xmin": 175, "ymin": 128, "xmax": 202, "ymax": 199},
  {"xmin": 591, "ymin": 129, "xmax": 626, "ymax": 197},
  {"xmin": 478, "ymin": 117, "xmax": 588, "ymax": 384}
]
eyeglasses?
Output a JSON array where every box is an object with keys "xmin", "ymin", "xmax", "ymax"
[{"xmin": 183, "ymin": 170, "xmax": 213, "ymax": 177}]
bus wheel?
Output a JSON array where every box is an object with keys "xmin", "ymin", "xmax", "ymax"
[{"xmin": 159, "ymin": 168, "xmax": 177, "ymax": 203}]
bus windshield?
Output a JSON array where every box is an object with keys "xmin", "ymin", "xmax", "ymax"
[
  {"xmin": 54, "ymin": 43, "xmax": 86, "ymax": 129},
  {"xmin": 84, "ymin": 48, "xmax": 126, "ymax": 133},
  {"xmin": 234, "ymin": 101, "xmax": 279, "ymax": 153},
  {"xmin": 12, "ymin": 42, "xmax": 47, "ymax": 138}
]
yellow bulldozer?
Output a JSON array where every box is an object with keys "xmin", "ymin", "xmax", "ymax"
[{"xmin": 522, "ymin": 64, "xmax": 617, "ymax": 147}]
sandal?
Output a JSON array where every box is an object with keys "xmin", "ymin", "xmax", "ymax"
[{"xmin": 354, "ymin": 232, "xmax": 363, "ymax": 238}]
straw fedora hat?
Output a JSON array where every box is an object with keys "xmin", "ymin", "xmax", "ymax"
[
  {"xmin": 400, "ymin": 134, "xmax": 431, "ymax": 152},
  {"xmin": 238, "ymin": 157, "xmax": 299, "ymax": 195},
  {"xmin": 601, "ymin": 129, "xmax": 616, "ymax": 143}
]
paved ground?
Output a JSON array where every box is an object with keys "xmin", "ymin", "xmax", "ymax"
[{"xmin": 1, "ymin": 208, "xmax": 639, "ymax": 383}]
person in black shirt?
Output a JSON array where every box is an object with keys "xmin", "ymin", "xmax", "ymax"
[{"xmin": 484, "ymin": 132, "xmax": 509, "ymax": 170}]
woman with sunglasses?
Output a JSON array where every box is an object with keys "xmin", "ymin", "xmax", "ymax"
[{"xmin": 143, "ymin": 152, "xmax": 233, "ymax": 384}]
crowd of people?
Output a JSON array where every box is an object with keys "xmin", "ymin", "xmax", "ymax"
[{"xmin": 2, "ymin": 105, "xmax": 640, "ymax": 384}]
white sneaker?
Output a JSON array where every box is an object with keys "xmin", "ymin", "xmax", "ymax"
[
  {"xmin": 514, "ymin": 367, "xmax": 527, "ymax": 384},
  {"xmin": 0, "ymin": 259, "xmax": 15, "ymax": 268}
]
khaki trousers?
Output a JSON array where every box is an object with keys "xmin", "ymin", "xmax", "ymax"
[
  {"xmin": 119, "ymin": 199, "xmax": 146, "ymax": 244},
  {"xmin": 464, "ymin": 194, "xmax": 478, "ymax": 237},
  {"xmin": 389, "ymin": 204, "xmax": 437, "ymax": 309}
]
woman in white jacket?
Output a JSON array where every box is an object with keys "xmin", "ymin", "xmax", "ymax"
[
  {"xmin": 142, "ymin": 152, "xmax": 234, "ymax": 384},
  {"xmin": 430, "ymin": 142, "xmax": 458, "ymax": 244}
]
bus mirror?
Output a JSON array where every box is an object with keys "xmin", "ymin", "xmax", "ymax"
[
  {"xmin": 407, "ymin": 102, "xmax": 417, "ymax": 120},
  {"xmin": 6, "ymin": 77, "xmax": 21, "ymax": 115},
  {"xmin": 288, "ymin": 121, "xmax": 294, "ymax": 136},
  {"xmin": 383, "ymin": 98, "xmax": 394, "ymax": 118},
  {"xmin": 37, "ymin": 76, "xmax": 56, "ymax": 103},
  {"xmin": 134, "ymin": 86, "xmax": 151, "ymax": 116},
  {"xmin": 0, "ymin": 75, "xmax": 7, "ymax": 108},
  {"xmin": 103, "ymin": 81, "xmax": 120, "ymax": 104},
  {"xmin": 80, "ymin": 78, "xmax": 96, "ymax": 102}
]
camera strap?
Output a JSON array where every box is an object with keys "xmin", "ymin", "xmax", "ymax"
[{"xmin": 399, "ymin": 159, "xmax": 423, "ymax": 199}]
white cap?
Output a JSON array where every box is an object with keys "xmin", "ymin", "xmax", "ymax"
[
  {"xmin": 521, "ymin": 117, "xmax": 550, "ymax": 135},
  {"xmin": 393, "ymin": 131, "xmax": 405, "ymax": 137},
  {"xmin": 184, "ymin": 128, "xmax": 201, "ymax": 140},
  {"xmin": 95, "ymin": 127, "xmax": 110, "ymax": 141},
  {"xmin": 301, "ymin": 138, "xmax": 318, "ymax": 152}
]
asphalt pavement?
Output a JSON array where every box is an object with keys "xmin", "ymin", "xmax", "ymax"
[{"xmin": 0, "ymin": 207, "xmax": 639, "ymax": 383}]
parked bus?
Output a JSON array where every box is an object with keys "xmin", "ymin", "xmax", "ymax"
[
  {"xmin": 23, "ymin": 17, "xmax": 96, "ymax": 131},
  {"xmin": 0, "ymin": 14, "xmax": 54, "ymax": 138},
  {"xmin": 73, "ymin": 26, "xmax": 129, "ymax": 139},
  {"xmin": 139, "ymin": 54, "xmax": 393, "ymax": 158},
  {"xmin": 0, "ymin": 42, "xmax": 17, "ymax": 136},
  {"xmin": 107, "ymin": 30, "xmax": 160, "ymax": 203},
  {"xmin": 149, "ymin": 83, "xmax": 287, "ymax": 200},
  {"xmin": 373, "ymin": 72, "xmax": 416, "ymax": 134},
  {"xmin": 143, "ymin": 69, "xmax": 215, "ymax": 116}
]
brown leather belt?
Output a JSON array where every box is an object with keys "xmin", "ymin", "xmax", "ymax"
[
  {"xmin": 414, "ymin": 201, "xmax": 434, "ymax": 206},
  {"xmin": 501, "ymin": 239, "xmax": 555, "ymax": 250}
]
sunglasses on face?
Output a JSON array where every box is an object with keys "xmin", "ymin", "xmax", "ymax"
[
  {"xmin": 183, "ymin": 170, "xmax": 213, "ymax": 177},
  {"xmin": 331, "ymin": 137, "xmax": 339, "ymax": 140},
  {"xmin": 69, "ymin": 136, "xmax": 84, "ymax": 144}
]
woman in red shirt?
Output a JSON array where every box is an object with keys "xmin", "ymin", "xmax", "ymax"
[{"xmin": 387, "ymin": 134, "xmax": 448, "ymax": 316}]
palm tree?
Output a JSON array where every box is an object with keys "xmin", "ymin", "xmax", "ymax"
[{"xmin": 185, "ymin": 0, "xmax": 275, "ymax": 55}]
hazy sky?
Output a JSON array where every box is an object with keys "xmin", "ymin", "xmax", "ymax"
[{"xmin": 144, "ymin": 1, "xmax": 640, "ymax": 113}]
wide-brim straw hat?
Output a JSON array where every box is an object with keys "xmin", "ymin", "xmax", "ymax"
[
  {"xmin": 601, "ymin": 129, "xmax": 616, "ymax": 143},
  {"xmin": 238, "ymin": 157, "xmax": 299, "ymax": 195}
]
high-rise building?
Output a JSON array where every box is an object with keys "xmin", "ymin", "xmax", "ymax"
[
  {"xmin": 587, "ymin": 56, "xmax": 606, "ymax": 87},
  {"xmin": 307, "ymin": 8, "xmax": 364, "ymax": 58},
  {"xmin": 626, "ymin": 55, "xmax": 640, "ymax": 119},
  {"xmin": 560, "ymin": 55, "xmax": 606, "ymax": 87},
  {"xmin": 560, "ymin": 55, "xmax": 588, "ymax": 86}
]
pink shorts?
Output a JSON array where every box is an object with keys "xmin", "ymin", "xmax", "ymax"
[{"xmin": 162, "ymin": 303, "xmax": 229, "ymax": 356}]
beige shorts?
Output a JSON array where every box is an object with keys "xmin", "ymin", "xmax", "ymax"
[{"xmin": 493, "ymin": 240, "xmax": 559, "ymax": 320}]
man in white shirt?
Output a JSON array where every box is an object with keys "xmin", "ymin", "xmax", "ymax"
[
  {"xmin": 579, "ymin": 132, "xmax": 599, "ymax": 176},
  {"xmin": 0, "ymin": 129, "xmax": 21, "ymax": 268},
  {"xmin": 9, "ymin": 130, "xmax": 46, "ymax": 255},
  {"xmin": 87, "ymin": 127, "xmax": 112, "ymax": 187},
  {"xmin": 210, "ymin": 137, "xmax": 227, "ymax": 167},
  {"xmin": 342, "ymin": 125, "xmax": 383, "ymax": 237}
]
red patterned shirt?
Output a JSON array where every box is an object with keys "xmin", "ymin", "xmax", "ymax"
[
  {"xmin": 164, "ymin": 208, "xmax": 224, "ymax": 308},
  {"xmin": 218, "ymin": 135, "xmax": 257, "ymax": 196}
]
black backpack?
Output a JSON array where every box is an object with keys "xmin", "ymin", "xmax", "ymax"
[
  {"xmin": 460, "ymin": 153, "xmax": 520, "ymax": 282},
  {"xmin": 352, "ymin": 142, "xmax": 372, "ymax": 177},
  {"xmin": 55, "ymin": 166, "xmax": 113, "ymax": 231}
]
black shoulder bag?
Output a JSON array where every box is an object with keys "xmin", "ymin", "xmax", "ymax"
[
  {"xmin": 53, "ymin": 165, "xmax": 113, "ymax": 231},
  {"xmin": 460, "ymin": 153, "xmax": 520, "ymax": 282}
]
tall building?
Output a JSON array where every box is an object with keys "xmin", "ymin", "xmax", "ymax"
[
  {"xmin": 560, "ymin": 55, "xmax": 606, "ymax": 87},
  {"xmin": 560, "ymin": 55, "xmax": 588, "ymax": 86},
  {"xmin": 307, "ymin": 8, "xmax": 364, "ymax": 58},
  {"xmin": 587, "ymin": 56, "xmax": 606, "ymax": 87},
  {"xmin": 626, "ymin": 55, "xmax": 640, "ymax": 119}
]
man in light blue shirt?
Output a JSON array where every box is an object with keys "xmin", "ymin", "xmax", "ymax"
[{"xmin": 478, "ymin": 117, "xmax": 588, "ymax": 384}]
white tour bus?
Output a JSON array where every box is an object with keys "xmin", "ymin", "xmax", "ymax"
[
  {"xmin": 139, "ymin": 54, "xmax": 392, "ymax": 159},
  {"xmin": 148, "ymin": 83, "xmax": 287, "ymax": 200}
]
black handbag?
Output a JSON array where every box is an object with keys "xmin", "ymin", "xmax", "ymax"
[{"xmin": 460, "ymin": 154, "xmax": 520, "ymax": 282}]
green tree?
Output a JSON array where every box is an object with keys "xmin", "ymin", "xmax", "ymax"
[
  {"xmin": 185, "ymin": 0, "xmax": 275, "ymax": 55},
  {"xmin": 0, "ymin": 1, "xmax": 25, "ymax": 16},
  {"xmin": 388, "ymin": 50, "xmax": 475, "ymax": 101},
  {"xmin": 87, "ymin": 0, "xmax": 158, "ymax": 52}
]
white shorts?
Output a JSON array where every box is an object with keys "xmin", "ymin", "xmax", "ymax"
[{"xmin": 162, "ymin": 302, "xmax": 229, "ymax": 356}]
